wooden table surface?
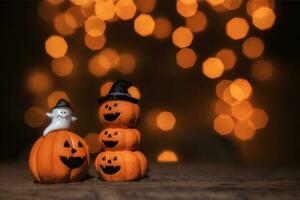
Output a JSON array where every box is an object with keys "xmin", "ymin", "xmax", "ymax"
[{"xmin": 1, "ymin": 162, "xmax": 300, "ymax": 200}]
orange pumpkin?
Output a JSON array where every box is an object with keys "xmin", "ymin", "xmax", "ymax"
[
  {"xmin": 29, "ymin": 130, "xmax": 90, "ymax": 183},
  {"xmin": 95, "ymin": 150, "xmax": 147, "ymax": 182},
  {"xmin": 98, "ymin": 100, "xmax": 140, "ymax": 128},
  {"xmin": 99, "ymin": 128, "xmax": 141, "ymax": 151}
]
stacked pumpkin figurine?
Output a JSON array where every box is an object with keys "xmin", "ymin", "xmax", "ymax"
[
  {"xmin": 29, "ymin": 99, "xmax": 90, "ymax": 183},
  {"xmin": 95, "ymin": 80, "xmax": 148, "ymax": 181}
]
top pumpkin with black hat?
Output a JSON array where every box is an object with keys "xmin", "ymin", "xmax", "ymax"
[{"xmin": 98, "ymin": 80, "xmax": 141, "ymax": 128}]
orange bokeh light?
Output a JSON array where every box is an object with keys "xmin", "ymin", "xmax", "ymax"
[
  {"xmin": 135, "ymin": 0, "xmax": 156, "ymax": 13},
  {"xmin": 84, "ymin": 15, "xmax": 106, "ymax": 37},
  {"xmin": 45, "ymin": 35, "xmax": 68, "ymax": 58},
  {"xmin": 47, "ymin": 90, "xmax": 70, "ymax": 108},
  {"xmin": 214, "ymin": 114, "xmax": 234, "ymax": 135},
  {"xmin": 222, "ymin": 0, "xmax": 243, "ymax": 11},
  {"xmin": 247, "ymin": 0, "xmax": 275, "ymax": 16},
  {"xmin": 207, "ymin": 0, "xmax": 224, "ymax": 6},
  {"xmin": 230, "ymin": 78, "xmax": 252, "ymax": 101},
  {"xmin": 172, "ymin": 26, "xmax": 193, "ymax": 48},
  {"xmin": 88, "ymin": 54, "xmax": 111, "ymax": 77},
  {"xmin": 153, "ymin": 17, "xmax": 172, "ymax": 39},
  {"xmin": 215, "ymin": 48, "xmax": 236, "ymax": 70},
  {"xmin": 185, "ymin": 11, "xmax": 207, "ymax": 33},
  {"xmin": 157, "ymin": 150, "xmax": 179, "ymax": 162},
  {"xmin": 95, "ymin": 0, "xmax": 116, "ymax": 20},
  {"xmin": 234, "ymin": 120, "xmax": 256, "ymax": 141},
  {"xmin": 54, "ymin": 13, "xmax": 75, "ymax": 36},
  {"xmin": 252, "ymin": 7, "xmax": 276, "ymax": 30},
  {"xmin": 64, "ymin": 6, "xmax": 85, "ymax": 29},
  {"xmin": 84, "ymin": 34, "xmax": 106, "ymax": 50},
  {"xmin": 176, "ymin": 48, "xmax": 197, "ymax": 69},
  {"xmin": 232, "ymin": 100, "xmax": 253, "ymax": 121},
  {"xmin": 242, "ymin": 37, "xmax": 265, "ymax": 59},
  {"xmin": 27, "ymin": 71, "xmax": 52, "ymax": 94},
  {"xmin": 156, "ymin": 111, "xmax": 176, "ymax": 131},
  {"xmin": 100, "ymin": 81, "xmax": 114, "ymax": 96},
  {"xmin": 51, "ymin": 56, "xmax": 74, "ymax": 77},
  {"xmin": 249, "ymin": 108, "xmax": 269, "ymax": 129},
  {"xmin": 226, "ymin": 17, "xmax": 249, "ymax": 40},
  {"xmin": 214, "ymin": 100, "xmax": 231, "ymax": 115},
  {"xmin": 115, "ymin": 0, "xmax": 137, "ymax": 20},
  {"xmin": 38, "ymin": 1, "xmax": 60, "ymax": 22},
  {"xmin": 24, "ymin": 107, "xmax": 46, "ymax": 128},
  {"xmin": 116, "ymin": 53, "xmax": 136, "ymax": 74},
  {"xmin": 71, "ymin": 0, "xmax": 91, "ymax": 6},
  {"xmin": 251, "ymin": 59, "xmax": 273, "ymax": 81},
  {"xmin": 216, "ymin": 80, "xmax": 231, "ymax": 100},
  {"xmin": 134, "ymin": 14, "xmax": 155, "ymax": 37},
  {"xmin": 101, "ymin": 48, "xmax": 120, "ymax": 67},
  {"xmin": 202, "ymin": 57, "xmax": 224, "ymax": 79},
  {"xmin": 84, "ymin": 133, "xmax": 102, "ymax": 154},
  {"xmin": 176, "ymin": 0, "xmax": 198, "ymax": 18}
]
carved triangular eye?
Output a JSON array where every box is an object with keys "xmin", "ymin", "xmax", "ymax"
[
  {"xmin": 64, "ymin": 141, "xmax": 70, "ymax": 147},
  {"xmin": 78, "ymin": 141, "xmax": 83, "ymax": 147},
  {"xmin": 102, "ymin": 156, "xmax": 106, "ymax": 161},
  {"xmin": 113, "ymin": 156, "xmax": 117, "ymax": 161}
]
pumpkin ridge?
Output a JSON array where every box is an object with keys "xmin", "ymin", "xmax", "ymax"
[{"xmin": 31, "ymin": 137, "xmax": 43, "ymax": 182}]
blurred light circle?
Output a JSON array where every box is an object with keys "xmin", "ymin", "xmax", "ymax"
[
  {"xmin": 64, "ymin": 6, "xmax": 85, "ymax": 28},
  {"xmin": 116, "ymin": 53, "xmax": 136, "ymax": 74},
  {"xmin": 135, "ymin": 0, "xmax": 156, "ymax": 13},
  {"xmin": 249, "ymin": 108, "xmax": 269, "ymax": 129},
  {"xmin": 101, "ymin": 48, "xmax": 120, "ymax": 67},
  {"xmin": 134, "ymin": 14, "xmax": 155, "ymax": 36},
  {"xmin": 242, "ymin": 37, "xmax": 265, "ymax": 59},
  {"xmin": 230, "ymin": 78, "xmax": 252, "ymax": 101},
  {"xmin": 172, "ymin": 26, "xmax": 193, "ymax": 48},
  {"xmin": 202, "ymin": 57, "xmax": 224, "ymax": 79},
  {"xmin": 247, "ymin": 0, "xmax": 275, "ymax": 16},
  {"xmin": 45, "ymin": 35, "xmax": 68, "ymax": 58},
  {"xmin": 84, "ymin": 34, "xmax": 106, "ymax": 50},
  {"xmin": 226, "ymin": 17, "xmax": 249, "ymax": 40},
  {"xmin": 214, "ymin": 100, "xmax": 232, "ymax": 115},
  {"xmin": 84, "ymin": 15, "xmax": 106, "ymax": 37},
  {"xmin": 95, "ymin": 0, "xmax": 116, "ymax": 20},
  {"xmin": 156, "ymin": 111, "xmax": 176, "ymax": 131},
  {"xmin": 222, "ymin": 0, "xmax": 243, "ymax": 11},
  {"xmin": 234, "ymin": 120, "xmax": 256, "ymax": 140},
  {"xmin": 153, "ymin": 17, "xmax": 172, "ymax": 39},
  {"xmin": 176, "ymin": 0, "xmax": 198, "ymax": 18},
  {"xmin": 251, "ymin": 59, "xmax": 273, "ymax": 81},
  {"xmin": 88, "ymin": 54, "xmax": 111, "ymax": 77},
  {"xmin": 176, "ymin": 48, "xmax": 197, "ymax": 69},
  {"xmin": 47, "ymin": 90, "xmax": 69, "ymax": 108},
  {"xmin": 27, "ymin": 71, "xmax": 52, "ymax": 94},
  {"xmin": 216, "ymin": 80, "xmax": 232, "ymax": 100},
  {"xmin": 51, "ymin": 56, "xmax": 74, "ymax": 77},
  {"xmin": 54, "ymin": 13, "xmax": 75, "ymax": 36},
  {"xmin": 214, "ymin": 114, "xmax": 234, "ymax": 135},
  {"xmin": 207, "ymin": 0, "xmax": 224, "ymax": 6},
  {"xmin": 24, "ymin": 107, "xmax": 46, "ymax": 128},
  {"xmin": 215, "ymin": 48, "xmax": 236, "ymax": 70},
  {"xmin": 232, "ymin": 100, "xmax": 253, "ymax": 121},
  {"xmin": 115, "ymin": 0, "xmax": 137, "ymax": 20},
  {"xmin": 157, "ymin": 150, "xmax": 178, "ymax": 162},
  {"xmin": 185, "ymin": 11, "xmax": 207, "ymax": 33},
  {"xmin": 252, "ymin": 7, "xmax": 276, "ymax": 30}
]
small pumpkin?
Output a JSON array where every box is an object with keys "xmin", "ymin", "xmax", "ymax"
[
  {"xmin": 95, "ymin": 150, "xmax": 147, "ymax": 182},
  {"xmin": 29, "ymin": 130, "xmax": 90, "ymax": 183},
  {"xmin": 98, "ymin": 80, "xmax": 141, "ymax": 128},
  {"xmin": 99, "ymin": 128, "xmax": 141, "ymax": 151}
]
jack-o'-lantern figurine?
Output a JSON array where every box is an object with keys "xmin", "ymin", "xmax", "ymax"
[
  {"xmin": 99, "ymin": 128, "xmax": 141, "ymax": 151},
  {"xmin": 98, "ymin": 80, "xmax": 141, "ymax": 128},
  {"xmin": 95, "ymin": 151, "xmax": 147, "ymax": 182},
  {"xmin": 29, "ymin": 99, "xmax": 90, "ymax": 183}
]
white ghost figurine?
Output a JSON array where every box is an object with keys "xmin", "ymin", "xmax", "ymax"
[{"xmin": 43, "ymin": 99, "xmax": 77, "ymax": 136}]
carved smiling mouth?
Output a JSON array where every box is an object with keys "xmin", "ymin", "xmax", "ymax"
[
  {"xmin": 60, "ymin": 156, "xmax": 86, "ymax": 169},
  {"xmin": 103, "ymin": 113, "xmax": 120, "ymax": 122},
  {"xmin": 103, "ymin": 140, "xmax": 119, "ymax": 148},
  {"xmin": 100, "ymin": 165, "xmax": 121, "ymax": 175},
  {"xmin": 57, "ymin": 115, "xmax": 70, "ymax": 120}
]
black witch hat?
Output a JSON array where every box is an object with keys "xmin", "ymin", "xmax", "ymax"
[
  {"xmin": 52, "ymin": 98, "xmax": 73, "ymax": 111},
  {"xmin": 98, "ymin": 80, "xmax": 139, "ymax": 105}
]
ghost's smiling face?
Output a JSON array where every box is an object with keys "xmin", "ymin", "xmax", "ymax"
[{"xmin": 54, "ymin": 108, "xmax": 72, "ymax": 120}]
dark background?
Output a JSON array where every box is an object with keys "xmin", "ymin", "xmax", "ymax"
[{"xmin": 0, "ymin": 1, "xmax": 299, "ymax": 166}]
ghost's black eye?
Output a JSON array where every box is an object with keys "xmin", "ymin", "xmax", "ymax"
[
  {"xmin": 113, "ymin": 103, "xmax": 118, "ymax": 107},
  {"xmin": 114, "ymin": 132, "xmax": 118, "ymax": 136},
  {"xmin": 102, "ymin": 156, "xmax": 106, "ymax": 161},
  {"xmin": 64, "ymin": 141, "xmax": 70, "ymax": 147},
  {"xmin": 78, "ymin": 141, "xmax": 83, "ymax": 147},
  {"xmin": 104, "ymin": 131, "xmax": 108, "ymax": 135},
  {"xmin": 113, "ymin": 156, "xmax": 117, "ymax": 161},
  {"xmin": 105, "ymin": 104, "xmax": 108, "ymax": 108}
]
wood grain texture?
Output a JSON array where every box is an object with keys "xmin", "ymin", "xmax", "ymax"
[{"xmin": 1, "ymin": 162, "xmax": 300, "ymax": 200}]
